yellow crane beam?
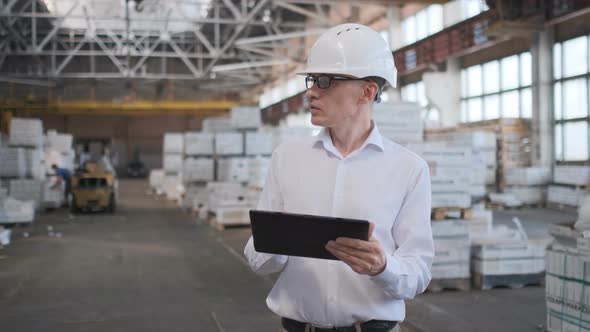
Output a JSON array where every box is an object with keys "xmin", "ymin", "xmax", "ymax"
[{"xmin": 0, "ymin": 99, "xmax": 246, "ymax": 116}]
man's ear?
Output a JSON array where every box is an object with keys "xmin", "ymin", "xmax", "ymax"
[{"xmin": 358, "ymin": 81, "xmax": 379, "ymax": 105}]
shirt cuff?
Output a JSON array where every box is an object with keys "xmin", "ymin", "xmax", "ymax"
[{"xmin": 369, "ymin": 254, "xmax": 401, "ymax": 289}]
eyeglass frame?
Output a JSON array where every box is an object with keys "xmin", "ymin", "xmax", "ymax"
[{"xmin": 304, "ymin": 74, "xmax": 371, "ymax": 90}]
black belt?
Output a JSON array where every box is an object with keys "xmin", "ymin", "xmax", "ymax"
[{"xmin": 281, "ymin": 317, "xmax": 397, "ymax": 332}]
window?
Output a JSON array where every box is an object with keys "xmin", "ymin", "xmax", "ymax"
[
  {"xmin": 401, "ymin": 5, "xmax": 444, "ymax": 46},
  {"xmin": 401, "ymin": 81, "xmax": 427, "ymax": 107},
  {"xmin": 460, "ymin": 52, "xmax": 532, "ymax": 122},
  {"xmin": 401, "ymin": 80, "xmax": 439, "ymax": 123},
  {"xmin": 553, "ymin": 34, "xmax": 590, "ymax": 162}
]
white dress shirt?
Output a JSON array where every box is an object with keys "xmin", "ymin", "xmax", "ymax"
[{"xmin": 244, "ymin": 123, "xmax": 434, "ymax": 327}]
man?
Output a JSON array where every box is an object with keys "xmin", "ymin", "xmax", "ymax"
[
  {"xmin": 51, "ymin": 164, "xmax": 72, "ymax": 206},
  {"xmin": 244, "ymin": 23, "xmax": 433, "ymax": 332}
]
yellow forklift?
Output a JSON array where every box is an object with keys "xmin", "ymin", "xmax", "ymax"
[{"xmin": 70, "ymin": 162, "xmax": 117, "ymax": 214}]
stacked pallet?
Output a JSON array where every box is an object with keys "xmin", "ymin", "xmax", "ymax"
[
  {"xmin": 471, "ymin": 240, "xmax": 546, "ymax": 290},
  {"xmin": 0, "ymin": 198, "xmax": 35, "ymax": 224},
  {"xmin": 407, "ymin": 142, "xmax": 472, "ymax": 219},
  {"xmin": 426, "ymin": 118, "xmax": 532, "ymax": 194},
  {"xmin": 9, "ymin": 118, "xmax": 43, "ymax": 147},
  {"xmin": 548, "ymin": 166, "xmax": 590, "ymax": 210},
  {"xmin": 428, "ymin": 220, "xmax": 471, "ymax": 292},
  {"xmin": 425, "ymin": 131, "xmax": 497, "ymax": 199},
  {"xmin": 496, "ymin": 167, "xmax": 550, "ymax": 207},
  {"xmin": 545, "ymin": 199, "xmax": 590, "ymax": 331},
  {"xmin": 8, "ymin": 179, "xmax": 43, "ymax": 210},
  {"xmin": 162, "ymin": 133, "xmax": 185, "ymax": 201},
  {"xmin": 372, "ymin": 102, "xmax": 423, "ymax": 144}
]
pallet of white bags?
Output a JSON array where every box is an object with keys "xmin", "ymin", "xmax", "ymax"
[
  {"xmin": 209, "ymin": 207, "xmax": 250, "ymax": 231},
  {"xmin": 427, "ymin": 278, "xmax": 471, "ymax": 293},
  {"xmin": 472, "ymin": 272, "xmax": 544, "ymax": 290}
]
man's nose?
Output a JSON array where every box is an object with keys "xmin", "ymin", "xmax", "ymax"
[{"xmin": 305, "ymin": 85, "xmax": 320, "ymax": 99}]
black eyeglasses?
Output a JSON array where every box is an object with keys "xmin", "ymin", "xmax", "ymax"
[{"xmin": 305, "ymin": 75, "xmax": 367, "ymax": 89}]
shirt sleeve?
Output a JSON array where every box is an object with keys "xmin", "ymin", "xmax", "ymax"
[
  {"xmin": 370, "ymin": 161, "xmax": 434, "ymax": 300},
  {"xmin": 244, "ymin": 150, "xmax": 289, "ymax": 275}
]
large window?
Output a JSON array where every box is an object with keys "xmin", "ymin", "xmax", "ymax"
[
  {"xmin": 401, "ymin": 81, "xmax": 440, "ymax": 122},
  {"xmin": 460, "ymin": 52, "xmax": 532, "ymax": 122},
  {"xmin": 553, "ymin": 34, "xmax": 590, "ymax": 162},
  {"xmin": 402, "ymin": 5, "xmax": 444, "ymax": 45}
]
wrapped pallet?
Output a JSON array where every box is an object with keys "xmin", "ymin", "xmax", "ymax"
[
  {"xmin": 215, "ymin": 132, "xmax": 243, "ymax": 155},
  {"xmin": 272, "ymin": 127, "xmax": 316, "ymax": 149},
  {"xmin": 431, "ymin": 221, "xmax": 471, "ymax": 279},
  {"xmin": 184, "ymin": 132, "xmax": 214, "ymax": 155},
  {"xmin": 545, "ymin": 248, "xmax": 590, "ymax": 331},
  {"xmin": 183, "ymin": 158, "xmax": 215, "ymax": 182},
  {"xmin": 45, "ymin": 130, "xmax": 73, "ymax": 153},
  {"xmin": 9, "ymin": 118, "xmax": 43, "ymax": 147},
  {"xmin": 163, "ymin": 154, "xmax": 183, "ymax": 173},
  {"xmin": 149, "ymin": 169, "xmax": 165, "ymax": 193},
  {"xmin": 163, "ymin": 133, "xmax": 184, "ymax": 154},
  {"xmin": 548, "ymin": 185, "xmax": 587, "ymax": 207},
  {"xmin": 372, "ymin": 102, "xmax": 423, "ymax": 144},
  {"xmin": 202, "ymin": 117, "xmax": 233, "ymax": 133},
  {"xmin": 231, "ymin": 106, "xmax": 261, "ymax": 129},
  {"xmin": 0, "ymin": 198, "xmax": 35, "ymax": 224},
  {"xmin": 245, "ymin": 131, "xmax": 273, "ymax": 156},
  {"xmin": 248, "ymin": 157, "xmax": 270, "ymax": 188},
  {"xmin": 554, "ymin": 165, "xmax": 590, "ymax": 186},
  {"xmin": 217, "ymin": 158, "xmax": 249, "ymax": 183},
  {"xmin": 8, "ymin": 179, "xmax": 43, "ymax": 210},
  {"xmin": 0, "ymin": 147, "xmax": 27, "ymax": 177}
]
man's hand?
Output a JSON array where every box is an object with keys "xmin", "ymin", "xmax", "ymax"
[{"xmin": 325, "ymin": 223, "xmax": 387, "ymax": 276}]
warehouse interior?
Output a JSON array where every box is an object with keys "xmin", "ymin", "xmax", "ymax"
[{"xmin": 1, "ymin": 0, "xmax": 590, "ymax": 331}]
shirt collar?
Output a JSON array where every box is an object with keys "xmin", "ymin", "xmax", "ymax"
[{"xmin": 312, "ymin": 121, "xmax": 385, "ymax": 156}]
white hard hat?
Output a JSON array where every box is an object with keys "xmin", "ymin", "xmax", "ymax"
[{"xmin": 297, "ymin": 23, "xmax": 397, "ymax": 88}]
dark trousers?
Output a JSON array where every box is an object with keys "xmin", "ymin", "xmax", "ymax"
[{"xmin": 281, "ymin": 317, "xmax": 398, "ymax": 332}]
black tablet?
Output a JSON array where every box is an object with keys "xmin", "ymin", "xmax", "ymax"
[{"xmin": 249, "ymin": 210, "xmax": 370, "ymax": 260}]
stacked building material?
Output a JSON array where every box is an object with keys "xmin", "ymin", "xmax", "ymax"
[
  {"xmin": 8, "ymin": 179, "xmax": 43, "ymax": 210},
  {"xmin": 548, "ymin": 166, "xmax": 590, "ymax": 208},
  {"xmin": 431, "ymin": 221, "xmax": 471, "ymax": 280},
  {"xmin": 0, "ymin": 198, "xmax": 35, "ymax": 224},
  {"xmin": 545, "ymin": 197, "xmax": 590, "ymax": 331},
  {"xmin": 231, "ymin": 106, "xmax": 262, "ymax": 129},
  {"xmin": 372, "ymin": 102, "xmax": 423, "ymax": 144},
  {"xmin": 502, "ymin": 167, "xmax": 550, "ymax": 206},
  {"xmin": 183, "ymin": 158, "xmax": 215, "ymax": 182},
  {"xmin": 9, "ymin": 118, "xmax": 43, "ymax": 147}
]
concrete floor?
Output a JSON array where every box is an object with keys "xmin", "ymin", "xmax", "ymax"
[{"xmin": 0, "ymin": 179, "xmax": 576, "ymax": 332}]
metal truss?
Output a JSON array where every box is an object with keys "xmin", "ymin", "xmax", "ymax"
[{"xmin": 0, "ymin": 0, "xmax": 384, "ymax": 98}]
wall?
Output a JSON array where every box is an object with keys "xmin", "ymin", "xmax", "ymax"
[{"xmin": 32, "ymin": 114, "xmax": 211, "ymax": 173}]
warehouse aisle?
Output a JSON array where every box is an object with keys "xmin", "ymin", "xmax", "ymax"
[{"xmin": 0, "ymin": 179, "xmax": 277, "ymax": 332}]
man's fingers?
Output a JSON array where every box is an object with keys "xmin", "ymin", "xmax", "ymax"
[
  {"xmin": 368, "ymin": 222, "xmax": 375, "ymax": 239},
  {"xmin": 334, "ymin": 237, "xmax": 375, "ymax": 252},
  {"xmin": 326, "ymin": 243, "xmax": 376, "ymax": 269},
  {"xmin": 327, "ymin": 247, "xmax": 371, "ymax": 272}
]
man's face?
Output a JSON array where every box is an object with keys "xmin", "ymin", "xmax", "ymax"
[{"xmin": 304, "ymin": 74, "xmax": 367, "ymax": 128}]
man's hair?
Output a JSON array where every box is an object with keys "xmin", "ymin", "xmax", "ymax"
[
  {"xmin": 365, "ymin": 76, "xmax": 386, "ymax": 103},
  {"xmin": 51, "ymin": 164, "xmax": 58, "ymax": 169}
]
